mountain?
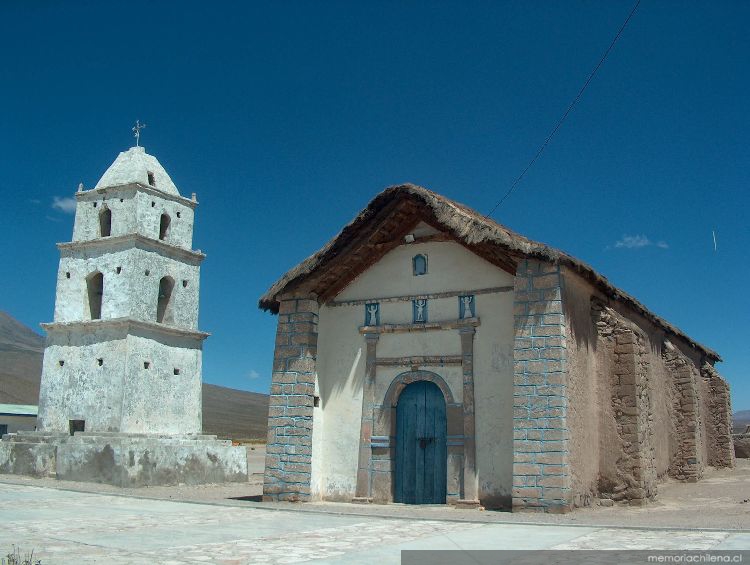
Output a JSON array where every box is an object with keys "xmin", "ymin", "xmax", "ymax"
[
  {"xmin": 0, "ymin": 312, "xmax": 44, "ymax": 404},
  {"xmin": 733, "ymin": 410, "xmax": 750, "ymax": 434},
  {"xmin": 202, "ymin": 383, "xmax": 268, "ymax": 440},
  {"xmin": 0, "ymin": 311, "xmax": 268, "ymax": 441}
]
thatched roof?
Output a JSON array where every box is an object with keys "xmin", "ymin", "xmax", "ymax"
[{"xmin": 259, "ymin": 183, "xmax": 720, "ymax": 361}]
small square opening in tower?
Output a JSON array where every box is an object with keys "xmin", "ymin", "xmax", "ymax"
[
  {"xmin": 65, "ymin": 272, "xmax": 71, "ymax": 279},
  {"xmin": 144, "ymin": 361, "xmax": 150, "ymax": 369},
  {"xmin": 147, "ymin": 171, "xmax": 156, "ymax": 186},
  {"xmin": 116, "ymin": 267, "xmax": 122, "ymax": 274},
  {"xmin": 182, "ymin": 280, "xmax": 188, "ymax": 288},
  {"xmin": 69, "ymin": 420, "xmax": 85, "ymax": 436},
  {"xmin": 314, "ymin": 396, "xmax": 321, "ymax": 408},
  {"xmin": 97, "ymin": 358, "xmax": 103, "ymax": 366},
  {"xmin": 173, "ymin": 368, "xmax": 180, "ymax": 375},
  {"xmin": 58, "ymin": 360, "xmax": 65, "ymax": 367}
]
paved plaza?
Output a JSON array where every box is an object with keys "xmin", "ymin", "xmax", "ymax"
[{"xmin": 1, "ymin": 482, "xmax": 749, "ymax": 564}]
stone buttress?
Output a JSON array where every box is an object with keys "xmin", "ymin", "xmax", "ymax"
[
  {"xmin": 512, "ymin": 259, "xmax": 572, "ymax": 512},
  {"xmin": 263, "ymin": 295, "xmax": 318, "ymax": 501}
]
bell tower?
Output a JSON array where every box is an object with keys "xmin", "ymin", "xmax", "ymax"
[
  {"xmin": 37, "ymin": 145, "xmax": 207, "ymax": 434},
  {"xmin": 1, "ymin": 139, "xmax": 247, "ymax": 487}
]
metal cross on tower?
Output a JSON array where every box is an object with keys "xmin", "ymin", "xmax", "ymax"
[{"xmin": 132, "ymin": 120, "xmax": 146, "ymax": 147}]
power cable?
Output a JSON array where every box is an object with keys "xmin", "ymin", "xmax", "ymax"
[{"xmin": 484, "ymin": 0, "xmax": 642, "ymax": 219}]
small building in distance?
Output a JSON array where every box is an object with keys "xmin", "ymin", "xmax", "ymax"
[
  {"xmin": 259, "ymin": 184, "xmax": 734, "ymax": 512},
  {"xmin": 0, "ymin": 405, "xmax": 37, "ymax": 435}
]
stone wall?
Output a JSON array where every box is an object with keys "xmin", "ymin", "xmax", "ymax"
[
  {"xmin": 0, "ymin": 432, "xmax": 247, "ymax": 487},
  {"xmin": 38, "ymin": 327, "xmax": 203, "ymax": 435},
  {"xmin": 560, "ymin": 267, "xmax": 734, "ymax": 507},
  {"xmin": 263, "ymin": 296, "xmax": 318, "ymax": 501},
  {"xmin": 512, "ymin": 259, "xmax": 571, "ymax": 513},
  {"xmin": 73, "ymin": 184, "xmax": 196, "ymax": 250},
  {"xmin": 662, "ymin": 345, "xmax": 704, "ymax": 481},
  {"xmin": 591, "ymin": 301, "xmax": 657, "ymax": 504},
  {"xmin": 702, "ymin": 363, "xmax": 735, "ymax": 468}
]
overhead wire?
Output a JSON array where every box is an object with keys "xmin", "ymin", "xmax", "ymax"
[{"xmin": 484, "ymin": 0, "xmax": 642, "ymax": 219}]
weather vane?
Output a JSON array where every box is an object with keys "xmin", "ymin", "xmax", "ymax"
[{"xmin": 132, "ymin": 120, "xmax": 146, "ymax": 147}]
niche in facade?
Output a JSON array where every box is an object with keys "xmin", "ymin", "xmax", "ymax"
[
  {"xmin": 413, "ymin": 254, "xmax": 428, "ymax": 276},
  {"xmin": 68, "ymin": 419, "xmax": 85, "ymax": 436},
  {"xmin": 459, "ymin": 295, "xmax": 475, "ymax": 319},
  {"xmin": 159, "ymin": 213, "xmax": 171, "ymax": 241},
  {"xmin": 365, "ymin": 303, "xmax": 380, "ymax": 326},
  {"xmin": 157, "ymin": 276, "xmax": 175, "ymax": 324},
  {"xmin": 99, "ymin": 207, "xmax": 112, "ymax": 237},
  {"xmin": 413, "ymin": 299, "xmax": 428, "ymax": 323},
  {"xmin": 86, "ymin": 272, "xmax": 104, "ymax": 320},
  {"xmin": 147, "ymin": 171, "xmax": 156, "ymax": 187}
]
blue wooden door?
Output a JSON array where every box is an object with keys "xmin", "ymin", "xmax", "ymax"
[{"xmin": 395, "ymin": 380, "xmax": 447, "ymax": 504}]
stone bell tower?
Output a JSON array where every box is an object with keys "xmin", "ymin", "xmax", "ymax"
[
  {"xmin": 37, "ymin": 145, "xmax": 206, "ymax": 435},
  {"xmin": 0, "ymin": 142, "xmax": 247, "ymax": 487}
]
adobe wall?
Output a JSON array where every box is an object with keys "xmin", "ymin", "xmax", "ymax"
[{"xmin": 561, "ymin": 266, "xmax": 733, "ymax": 507}]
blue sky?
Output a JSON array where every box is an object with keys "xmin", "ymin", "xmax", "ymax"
[{"xmin": 2, "ymin": 2, "xmax": 748, "ymax": 409}]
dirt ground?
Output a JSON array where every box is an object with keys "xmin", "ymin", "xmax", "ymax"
[{"xmin": 1, "ymin": 449, "xmax": 748, "ymax": 531}]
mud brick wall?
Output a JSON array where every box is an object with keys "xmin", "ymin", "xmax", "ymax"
[
  {"xmin": 512, "ymin": 259, "xmax": 572, "ymax": 513},
  {"xmin": 591, "ymin": 302, "xmax": 656, "ymax": 504},
  {"xmin": 702, "ymin": 363, "xmax": 735, "ymax": 468},
  {"xmin": 662, "ymin": 346, "xmax": 704, "ymax": 481},
  {"xmin": 263, "ymin": 296, "xmax": 319, "ymax": 501}
]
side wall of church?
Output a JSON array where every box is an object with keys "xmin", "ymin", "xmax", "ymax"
[
  {"xmin": 561, "ymin": 267, "xmax": 733, "ymax": 507},
  {"xmin": 313, "ymin": 239, "xmax": 515, "ymax": 506}
]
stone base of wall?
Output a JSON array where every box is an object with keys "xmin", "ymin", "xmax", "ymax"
[{"xmin": 0, "ymin": 431, "xmax": 247, "ymax": 487}]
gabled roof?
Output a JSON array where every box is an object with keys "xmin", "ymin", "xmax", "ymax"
[{"xmin": 260, "ymin": 184, "xmax": 720, "ymax": 361}]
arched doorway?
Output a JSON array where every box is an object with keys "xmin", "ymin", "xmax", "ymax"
[{"xmin": 394, "ymin": 380, "xmax": 447, "ymax": 504}]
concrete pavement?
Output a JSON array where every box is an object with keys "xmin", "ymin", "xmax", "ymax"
[{"xmin": 1, "ymin": 482, "xmax": 748, "ymax": 564}]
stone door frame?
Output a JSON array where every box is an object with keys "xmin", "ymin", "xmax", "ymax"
[{"xmin": 360, "ymin": 369, "xmax": 467, "ymax": 504}]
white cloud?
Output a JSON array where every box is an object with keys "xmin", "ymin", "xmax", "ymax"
[
  {"xmin": 613, "ymin": 234, "xmax": 668, "ymax": 250},
  {"xmin": 51, "ymin": 196, "xmax": 76, "ymax": 214},
  {"xmin": 247, "ymin": 369, "xmax": 261, "ymax": 381},
  {"xmin": 615, "ymin": 234, "xmax": 651, "ymax": 249}
]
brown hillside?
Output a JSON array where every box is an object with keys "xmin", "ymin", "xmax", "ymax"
[{"xmin": 0, "ymin": 311, "xmax": 268, "ymax": 440}]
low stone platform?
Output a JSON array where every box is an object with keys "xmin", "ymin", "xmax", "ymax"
[{"xmin": 0, "ymin": 431, "xmax": 248, "ymax": 487}]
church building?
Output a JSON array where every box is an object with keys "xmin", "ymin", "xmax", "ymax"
[{"xmin": 259, "ymin": 184, "xmax": 733, "ymax": 512}]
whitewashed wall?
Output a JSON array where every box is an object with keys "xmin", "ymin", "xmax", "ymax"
[{"xmin": 314, "ymin": 237, "xmax": 515, "ymax": 503}]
